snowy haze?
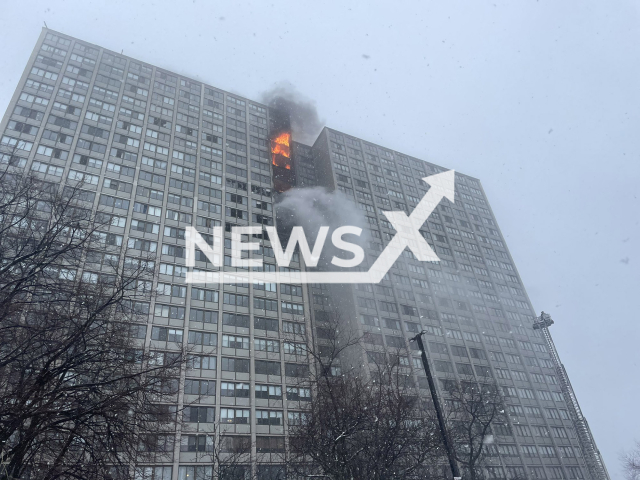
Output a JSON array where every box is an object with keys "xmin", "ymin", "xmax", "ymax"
[{"xmin": 0, "ymin": 1, "xmax": 638, "ymax": 476}]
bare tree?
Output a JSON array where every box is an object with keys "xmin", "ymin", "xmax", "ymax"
[
  {"xmin": 284, "ymin": 312, "xmax": 443, "ymax": 480},
  {"xmin": 0, "ymin": 163, "xmax": 185, "ymax": 479},
  {"xmin": 621, "ymin": 441, "xmax": 640, "ymax": 480},
  {"xmin": 441, "ymin": 379, "xmax": 509, "ymax": 480}
]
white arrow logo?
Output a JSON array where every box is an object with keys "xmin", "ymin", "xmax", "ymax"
[
  {"xmin": 186, "ymin": 170, "xmax": 455, "ymax": 284},
  {"xmin": 368, "ymin": 169, "xmax": 455, "ymax": 282}
]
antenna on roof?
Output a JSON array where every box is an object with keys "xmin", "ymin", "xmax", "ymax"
[
  {"xmin": 121, "ymin": 49, "xmax": 123, "ymax": 54},
  {"xmin": 44, "ymin": 21, "xmax": 48, "ymax": 28}
]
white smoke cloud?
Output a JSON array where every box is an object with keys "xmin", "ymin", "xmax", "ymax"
[{"xmin": 275, "ymin": 186, "xmax": 369, "ymax": 268}]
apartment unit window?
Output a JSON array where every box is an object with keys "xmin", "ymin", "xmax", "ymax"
[
  {"xmin": 136, "ymin": 467, "xmax": 171, "ymax": 480},
  {"xmin": 498, "ymin": 444, "xmax": 519, "ymax": 457},
  {"xmin": 189, "ymin": 309, "xmax": 218, "ymax": 324},
  {"xmin": 255, "ymin": 384, "xmax": 282, "ymax": 399},
  {"xmin": 154, "ymin": 304, "xmax": 185, "ymax": 320},
  {"xmin": 156, "ymin": 283, "xmax": 186, "ymax": 298},
  {"xmin": 521, "ymin": 444, "xmax": 538, "ymax": 457},
  {"xmin": 180, "ymin": 435, "xmax": 214, "ymax": 452},
  {"xmin": 255, "ymin": 410, "xmax": 282, "ymax": 426},
  {"xmin": 285, "ymin": 363, "xmax": 308, "ymax": 378},
  {"xmin": 222, "ymin": 312, "xmax": 250, "ymax": 328},
  {"xmin": 434, "ymin": 360, "xmax": 454, "ymax": 373},
  {"xmin": 184, "ymin": 379, "xmax": 216, "ymax": 396},
  {"xmin": 255, "ymin": 360, "xmax": 281, "ymax": 376},
  {"xmin": 255, "ymin": 297, "xmax": 278, "ymax": 311},
  {"xmin": 187, "ymin": 331, "xmax": 217, "ymax": 347},
  {"xmin": 360, "ymin": 314, "xmax": 380, "ymax": 327},
  {"xmin": 181, "ymin": 466, "xmax": 234, "ymax": 480},
  {"xmin": 380, "ymin": 301, "xmax": 398, "ymax": 313},
  {"xmin": 255, "ymin": 338, "xmax": 280, "ymax": 353},
  {"xmin": 283, "ymin": 342, "xmax": 306, "ymax": 356},
  {"xmin": 281, "ymin": 301, "xmax": 303, "ymax": 315},
  {"xmin": 151, "ymin": 327, "xmax": 183, "ymax": 343},
  {"xmin": 220, "ymin": 408, "xmax": 249, "ymax": 424},
  {"xmin": 428, "ymin": 342, "xmax": 447, "ymax": 355},
  {"xmin": 222, "ymin": 335, "xmax": 249, "ymax": 350},
  {"xmin": 191, "ymin": 288, "xmax": 218, "ymax": 303},
  {"xmin": 525, "ymin": 406, "xmax": 543, "ymax": 418},
  {"xmin": 183, "ymin": 406, "xmax": 215, "ymax": 423},
  {"xmin": 538, "ymin": 446, "xmax": 556, "ymax": 458},
  {"xmin": 286, "ymin": 387, "xmax": 311, "ymax": 401},
  {"xmin": 188, "ymin": 355, "xmax": 216, "ymax": 370},
  {"xmin": 255, "ymin": 316, "xmax": 278, "ymax": 332},
  {"xmin": 140, "ymin": 434, "xmax": 174, "ymax": 453},
  {"xmin": 283, "ymin": 321, "xmax": 305, "ymax": 334},
  {"xmin": 256, "ymin": 436, "xmax": 284, "ymax": 453},
  {"xmin": 223, "ymin": 293, "xmax": 249, "ymax": 307},
  {"xmin": 287, "ymin": 412, "xmax": 306, "ymax": 426},
  {"xmin": 221, "ymin": 382, "xmax": 250, "ymax": 398},
  {"xmin": 221, "ymin": 357, "xmax": 249, "ymax": 373},
  {"xmin": 566, "ymin": 467, "xmax": 584, "ymax": 479}
]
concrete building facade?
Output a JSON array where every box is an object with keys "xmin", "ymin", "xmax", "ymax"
[
  {"xmin": 298, "ymin": 131, "xmax": 596, "ymax": 480},
  {"xmin": 0, "ymin": 28, "xmax": 604, "ymax": 480}
]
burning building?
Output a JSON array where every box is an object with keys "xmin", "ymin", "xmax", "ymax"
[
  {"xmin": 0, "ymin": 28, "xmax": 606, "ymax": 480},
  {"xmin": 270, "ymin": 131, "xmax": 293, "ymax": 193},
  {"xmin": 269, "ymin": 106, "xmax": 295, "ymax": 193}
]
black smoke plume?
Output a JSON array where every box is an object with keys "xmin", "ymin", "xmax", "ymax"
[{"xmin": 261, "ymin": 83, "xmax": 324, "ymax": 145}]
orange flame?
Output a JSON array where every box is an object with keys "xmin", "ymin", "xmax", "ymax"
[
  {"xmin": 273, "ymin": 132, "xmax": 290, "ymax": 147},
  {"xmin": 271, "ymin": 132, "xmax": 292, "ymax": 169},
  {"xmin": 272, "ymin": 143, "xmax": 290, "ymax": 158}
]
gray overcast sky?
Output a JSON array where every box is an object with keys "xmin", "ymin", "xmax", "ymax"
[{"xmin": 1, "ymin": 0, "xmax": 638, "ymax": 475}]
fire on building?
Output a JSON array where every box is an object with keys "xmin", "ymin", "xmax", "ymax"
[{"xmin": 269, "ymin": 110, "xmax": 295, "ymax": 193}]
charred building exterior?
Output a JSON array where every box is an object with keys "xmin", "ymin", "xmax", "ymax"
[
  {"xmin": 0, "ymin": 28, "xmax": 605, "ymax": 480},
  {"xmin": 268, "ymin": 107, "xmax": 294, "ymax": 194}
]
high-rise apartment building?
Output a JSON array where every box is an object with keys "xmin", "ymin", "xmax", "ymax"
[
  {"xmin": 295, "ymin": 131, "xmax": 607, "ymax": 480},
  {"xmin": 0, "ymin": 28, "xmax": 606, "ymax": 480}
]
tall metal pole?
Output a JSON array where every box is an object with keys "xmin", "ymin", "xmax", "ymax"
[{"xmin": 411, "ymin": 331, "xmax": 461, "ymax": 479}]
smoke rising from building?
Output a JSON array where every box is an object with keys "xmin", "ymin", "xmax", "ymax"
[
  {"xmin": 275, "ymin": 186, "xmax": 369, "ymax": 268},
  {"xmin": 261, "ymin": 83, "xmax": 324, "ymax": 145}
]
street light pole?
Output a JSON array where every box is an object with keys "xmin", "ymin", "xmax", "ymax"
[{"xmin": 411, "ymin": 331, "xmax": 461, "ymax": 480}]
